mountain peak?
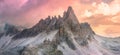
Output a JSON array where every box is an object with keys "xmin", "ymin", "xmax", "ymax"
[
  {"xmin": 63, "ymin": 6, "xmax": 79, "ymax": 26},
  {"xmin": 67, "ymin": 6, "xmax": 73, "ymax": 13}
]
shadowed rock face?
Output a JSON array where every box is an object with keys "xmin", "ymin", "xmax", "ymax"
[
  {"xmin": 75, "ymin": 22, "xmax": 95, "ymax": 46},
  {"xmin": 0, "ymin": 33, "xmax": 4, "ymax": 38},
  {"xmin": 4, "ymin": 24, "xmax": 20, "ymax": 35}
]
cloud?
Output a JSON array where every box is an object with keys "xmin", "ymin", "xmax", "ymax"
[
  {"xmin": 81, "ymin": 1, "xmax": 120, "ymax": 36},
  {"xmin": 80, "ymin": 0, "xmax": 120, "ymax": 37},
  {"xmin": 79, "ymin": 0, "xmax": 113, "ymax": 4},
  {"xmin": 80, "ymin": 1, "xmax": 120, "ymax": 25},
  {"xmin": 82, "ymin": 13, "xmax": 120, "ymax": 36},
  {"xmin": 95, "ymin": 2, "xmax": 120, "ymax": 15},
  {"xmin": 83, "ymin": 14, "xmax": 120, "ymax": 26},
  {"xmin": 0, "ymin": 0, "xmax": 49, "ymax": 27},
  {"xmin": 105, "ymin": 25, "xmax": 120, "ymax": 37},
  {"xmin": 81, "ymin": 0, "xmax": 120, "ymax": 17}
]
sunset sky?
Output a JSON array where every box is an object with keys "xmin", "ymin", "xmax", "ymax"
[{"xmin": 0, "ymin": 0, "xmax": 120, "ymax": 37}]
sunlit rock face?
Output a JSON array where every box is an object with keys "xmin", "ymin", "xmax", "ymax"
[{"xmin": 0, "ymin": 6, "xmax": 120, "ymax": 55}]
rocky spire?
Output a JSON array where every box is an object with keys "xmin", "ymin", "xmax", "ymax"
[
  {"xmin": 63, "ymin": 6, "xmax": 79, "ymax": 25},
  {"xmin": 62, "ymin": 6, "xmax": 80, "ymax": 33}
]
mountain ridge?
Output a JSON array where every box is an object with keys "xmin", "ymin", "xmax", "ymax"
[{"xmin": 13, "ymin": 6, "xmax": 94, "ymax": 40}]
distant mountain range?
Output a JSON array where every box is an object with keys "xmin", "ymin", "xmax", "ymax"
[{"xmin": 0, "ymin": 6, "xmax": 120, "ymax": 55}]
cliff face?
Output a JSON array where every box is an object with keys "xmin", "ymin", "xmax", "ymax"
[{"xmin": 0, "ymin": 6, "xmax": 120, "ymax": 55}]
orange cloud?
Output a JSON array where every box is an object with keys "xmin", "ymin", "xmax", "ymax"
[
  {"xmin": 75, "ymin": 0, "xmax": 120, "ymax": 37},
  {"xmin": 82, "ymin": 12, "xmax": 120, "ymax": 37}
]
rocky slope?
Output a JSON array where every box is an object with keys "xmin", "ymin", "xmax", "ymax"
[{"xmin": 0, "ymin": 6, "xmax": 120, "ymax": 55}]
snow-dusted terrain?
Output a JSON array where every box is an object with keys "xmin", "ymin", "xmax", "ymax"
[{"xmin": 0, "ymin": 6, "xmax": 120, "ymax": 55}]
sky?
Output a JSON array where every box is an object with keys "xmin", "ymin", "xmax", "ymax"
[{"xmin": 0, "ymin": 0, "xmax": 120, "ymax": 37}]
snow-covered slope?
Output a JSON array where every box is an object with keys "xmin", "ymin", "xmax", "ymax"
[{"xmin": 0, "ymin": 6, "xmax": 120, "ymax": 55}]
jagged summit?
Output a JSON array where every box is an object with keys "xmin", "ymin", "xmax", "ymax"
[
  {"xmin": 13, "ymin": 6, "xmax": 94, "ymax": 39},
  {"xmin": 67, "ymin": 6, "xmax": 73, "ymax": 12},
  {"xmin": 66, "ymin": 6, "xmax": 76, "ymax": 18},
  {"xmin": 66, "ymin": 6, "xmax": 75, "ymax": 16},
  {"xmin": 63, "ymin": 6, "xmax": 79, "ymax": 25}
]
